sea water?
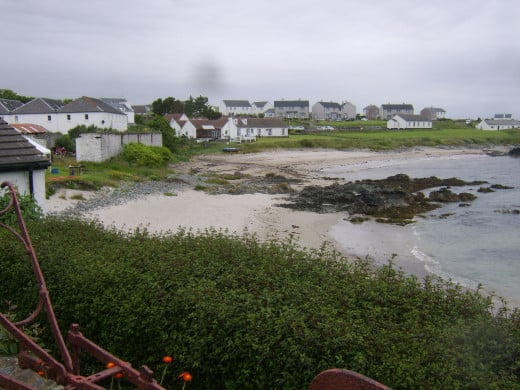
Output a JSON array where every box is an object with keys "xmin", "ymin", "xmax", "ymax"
[{"xmin": 323, "ymin": 153, "xmax": 520, "ymax": 307}]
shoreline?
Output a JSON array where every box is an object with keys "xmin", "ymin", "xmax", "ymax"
[{"xmin": 45, "ymin": 146, "xmax": 513, "ymax": 299}]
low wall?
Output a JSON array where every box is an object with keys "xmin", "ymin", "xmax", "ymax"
[{"xmin": 75, "ymin": 132, "xmax": 163, "ymax": 162}]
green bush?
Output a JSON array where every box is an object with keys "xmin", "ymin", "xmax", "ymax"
[
  {"xmin": 0, "ymin": 189, "xmax": 42, "ymax": 225},
  {"xmin": 0, "ymin": 217, "xmax": 518, "ymax": 389},
  {"xmin": 122, "ymin": 143, "xmax": 173, "ymax": 167}
]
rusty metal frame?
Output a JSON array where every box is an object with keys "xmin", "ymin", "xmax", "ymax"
[{"xmin": 0, "ymin": 181, "xmax": 165, "ymax": 389}]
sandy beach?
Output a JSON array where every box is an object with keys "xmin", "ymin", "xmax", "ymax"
[{"xmin": 45, "ymin": 147, "xmax": 496, "ymax": 264}]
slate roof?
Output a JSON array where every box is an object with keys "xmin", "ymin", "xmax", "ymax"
[
  {"xmin": 222, "ymin": 100, "xmax": 252, "ymax": 108},
  {"xmin": 100, "ymin": 98, "xmax": 134, "ymax": 113},
  {"xmin": 316, "ymin": 101, "xmax": 341, "ymax": 109},
  {"xmin": 0, "ymin": 119, "xmax": 51, "ymax": 171},
  {"xmin": 11, "ymin": 97, "xmax": 64, "ymax": 114},
  {"xmin": 0, "ymin": 98, "xmax": 24, "ymax": 114},
  {"xmin": 236, "ymin": 118, "xmax": 287, "ymax": 128},
  {"xmin": 252, "ymin": 101, "xmax": 268, "ymax": 108},
  {"xmin": 381, "ymin": 104, "xmax": 414, "ymax": 110},
  {"xmin": 190, "ymin": 117, "xmax": 229, "ymax": 129},
  {"xmin": 482, "ymin": 119, "xmax": 520, "ymax": 126},
  {"xmin": 393, "ymin": 114, "xmax": 430, "ymax": 122},
  {"xmin": 58, "ymin": 96, "xmax": 123, "ymax": 115},
  {"xmin": 274, "ymin": 100, "xmax": 309, "ymax": 108}
]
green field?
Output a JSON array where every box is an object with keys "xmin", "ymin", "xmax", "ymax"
[{"xmin": 238, "ymin": 128, "xmax": 520, "ymax": 152}]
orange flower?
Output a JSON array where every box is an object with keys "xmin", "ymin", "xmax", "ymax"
[
  {"xmin": 114, "ymin": 372, "xmax": 124, "ymax": 379},
  {"xmin": 178, "ymin": 372, "xmax": 193, "ymax": 382},
  {"xmin": 37, "ymin": 370, "xmax": 45, "ymax": 377},
  {"xmin": 162, "ymin": 355, "xmax": 173, "ymax": 364},
  {"xmin": 106, "ymin": 362, "xmax": 116, "ymax": 369}
]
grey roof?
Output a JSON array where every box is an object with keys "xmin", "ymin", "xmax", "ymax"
[
  {"xmin": 274, "ymin": 100, "xmax": 309, "ymax": 108},
  {"xmin": 58, "ymin": 96, "xmax": 124, "ymax": 115},
  {"xmin": 494, "ymin": 114, "xmax": 512, "ymax": 119},
  {"xmin": 317, "ymin": 101, "xmax": 341, "ymax": 109},
  {"xmin": 381, "ymin": 104, "xmax": 414, "ymax": 110},
  {"xmin": 100, "ymin": 98, "xmax": 134, "ymax": 113},
  {"xmin": 0, "ymin": 119, "xmax": 51, "ymax": 171},
  {"xmin": 236, "ymin": 118, "xmax": 287, "ymax": 128},
  {"xmin": 393, "ymin": 114, "xmax": 430, "ymax": 121},
  {"xmin": 0, "ymin": 98, "xmax": 24, "ymax": 114},
  {"xmin": 422, "ymin": 107, "xmax": 446, "ymax": 113},
  {"xmin": 11, "ymin": 97, "xmax": 64, "ymax": 114},
  {"xmin": 252, "ymin": 101, "xmax": 268, "ymax": 108},
  {"xmin": 222, "ymin": 100, "xmax": 251, "ymax": 107},
  {"xmin": 132, "ymin": 105, "xmax": 152, "ymax": 114},
  {"xmin": 483, "ymin": 119, "xmax": 520, "ymax": 126}
]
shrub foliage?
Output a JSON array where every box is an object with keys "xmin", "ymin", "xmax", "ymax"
[
  {"xmin": 122, "ymin": 143, "xmax": 173, "ymax": 167},
  {"xmin": 0, "ymin": 217, "xmax": 519, "ymax": 389}
]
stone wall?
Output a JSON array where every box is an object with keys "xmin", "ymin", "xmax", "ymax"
[{"xmin": 75, "ymin": 132, "xmax": 163, "ymax": 162}]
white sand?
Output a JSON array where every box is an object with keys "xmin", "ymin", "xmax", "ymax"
[{"xmin": 45, "ymin": 147, "xmax": 493, "ymax": 256}]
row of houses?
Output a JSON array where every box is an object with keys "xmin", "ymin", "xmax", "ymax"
[
  {"xmin": 220, "ymin": 99, "xmax": 356, "ymax": 120},
  {"xmin": 219, "ymin": 99, "xmax": 447, "ymax": 121},
  {"xmin": 363, "ymin": 104, "xmax": 447, "ymax": 121},
  {"xmin": 0, "ymin": 96, "xmax": 130, "ymax": 134},
  {"xmin": 165, "ymin": 114, "xmax": 289, "ymax": 141}
]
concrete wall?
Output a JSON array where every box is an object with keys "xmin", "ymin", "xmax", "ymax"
[{"xmin": 76, "ymin": 132, "xmax": 163, "ymax": 162}]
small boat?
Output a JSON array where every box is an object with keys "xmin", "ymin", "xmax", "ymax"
[{"xmin": 223, "ymin": 147, "xmax": 240, "ymax": 153}]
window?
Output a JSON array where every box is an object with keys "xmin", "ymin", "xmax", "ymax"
[
  {"xmin": 67, "ymin": 114, "xmax": 71, "ymax": 120},
  {"xmin": 14, "ymin": 116, "xmax": 19, "ymax": 122},
  {"xmin": 85, "ymin": 114, "xmax": 89, "ymax": 120},
  {"xmin": 47, "ymin": 115, "xmax": 52, "ymax": 121},
  {"xmin": 101, "ymin": 120, "xmax": 105, "ymax": 124}
]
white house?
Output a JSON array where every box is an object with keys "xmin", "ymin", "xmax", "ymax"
[
  {"xmin": 476, "ymin": 119, "xmax": 520, "ymax": 130},
  {"xmin": 164, "ymin": 113, "xmax": 192, "ymax": 137},
  {"xmin": 273, "ymin": 100, "xmax": 309, "ymax": 119},
  {"xmin": 251, "ymin": 101, "xmax": 273, "ymax": 115},
  {"xmin": 381, "ymin": 103, "xmax": 414, "ymax": 120},
  {"xmin": 8, "ymin": 98, "xmax": 65, "ymax": 132},
  {"xmin": 219, "ymin": 100, "xmax": 253, "ymax": 116},
  {"xmin": 420, "ymin": 107, "xmax": 446, "ymax": 120},
  {"xmin": 225, "ymin": 118, "xmax": 288, "ymax": 140},
  {"xmin": 387, "ymin": 114, "xmax": 432, "ymax": 129},
  {"xmin": 0, "ymin": 119, "xmax": 51, "ymax": 211},
  {"xmin": 7, "ymin": 96, "xmax": 128, "ymax": 133},
  {"xmin": 57, "ymin": 97, "xmax": 128, "ymax": 132},
  {"xmin": 312, "ymin": 101, "xmax": 342, "ymax": 120},
  {"xmin": 341, "ymin": 101, "xmax": 356, "ymax": 120}
]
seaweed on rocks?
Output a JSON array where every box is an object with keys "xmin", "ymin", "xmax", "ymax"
[{"xmin": 281, "ymin": 174, "xmax": 487, "ymax": 224}]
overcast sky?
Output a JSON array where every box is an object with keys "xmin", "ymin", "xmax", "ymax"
[{"xmin": 2, "ymin": 0, "xmax": 519, "ymax": 119}]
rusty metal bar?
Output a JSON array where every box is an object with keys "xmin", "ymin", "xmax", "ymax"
[{"xmin": 0, "ymin": 181, "xmax": 166, "ymax": 389}]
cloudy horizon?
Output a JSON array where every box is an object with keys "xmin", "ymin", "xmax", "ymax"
[{"xmin": 2, "ymin": 0, "xmax": 519, "ymax": 119}]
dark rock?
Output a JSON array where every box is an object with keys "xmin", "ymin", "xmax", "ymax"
[
  {"xmin": 509, "ymin": 147, "xmax": 520, "ymax": 157},
  {"xmin": 478, "ymin": 187, "xmax": 495, "ymax": 193},
  {"xmin": 490, "ymin": 184, "xmax": 514, "ymax": 190},
  {"xmin": 282, "ymin": 174, "xmax": 483, "ymax": 224},
  {"xmin": 428, "ymin": 188, "xmax": 476, "ymax": 202}
]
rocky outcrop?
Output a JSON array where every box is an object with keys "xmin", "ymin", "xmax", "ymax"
[
  {"xmin": 509, "ymin": 147, "xmax": 520, "ymax": 157},
  {"xmin": 282, "ymin": 174, "xmax": 487, "ymax": 224}
]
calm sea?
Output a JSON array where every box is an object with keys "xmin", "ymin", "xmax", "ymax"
[{"xmin": 322, "ymin": 152, "xmax": 520, "ymax": 307}]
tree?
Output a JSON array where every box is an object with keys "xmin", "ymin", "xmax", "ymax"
[
  {"xmin": 0, "ymin": 89, "xmax": 33, "ymax": 103},
  {"xmin": 184, "ymin": 95, "xmax": 221, "ymax": 119},
  {"xmin": 151, "ymin": 97, "xmax": 184, "ymax": 115}
]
